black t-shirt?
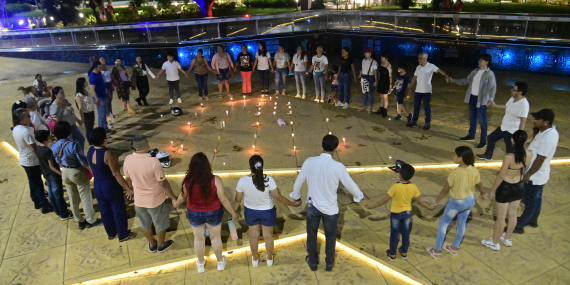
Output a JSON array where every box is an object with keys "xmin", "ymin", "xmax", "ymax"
[
  {"xmin": 37, "ymin": 145, "xmax": 59, "ymax": 178},
  {"xmin": 339, "ymin": 56, "xmax": 354, "ymax": 74},
  {"xmin": 236, "ymin": 52, "xmax": 253, "ymax": 72},
  {"xmin": 395, "ymin": 73, "xmax": 411, "ymax": 97}
]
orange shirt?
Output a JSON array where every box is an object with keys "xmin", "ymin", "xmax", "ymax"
[{"xmin": 123, "ymin": 152, "xmax": 167, "ymax": 208}]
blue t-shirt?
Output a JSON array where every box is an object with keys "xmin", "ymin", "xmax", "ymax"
[
  {"xmin": 89, "ymin": 72, "xmax": 107, "ymax": 100},
  {"xmin": 395, "ymin": 73, "xmax": 410, "ymax": 98}
]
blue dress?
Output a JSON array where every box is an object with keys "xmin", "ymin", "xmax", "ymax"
[{"xmin": 87, "ymin": 146, "xmax": 130, "ymax": 240}]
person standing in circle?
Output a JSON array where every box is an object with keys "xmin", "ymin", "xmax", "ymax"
[
  {"xmin": 233, "ymin": 155, "xmax": 301, "ymax": 267},
  {"xmin": 253, "ymin": 41, "xmax": 272, "ymax": 96},
  {"xmin": 291, "ymin": 46, "xmax": 308, "ymax": 99},
  {"xmin": 482, "ymin": 130, "xmax": 532, "ymax": 251},
  {"xmin": 359, "ymin": 47, "xmax": 377, "ymax": 114},
  {"xmin": 309, "ymin": 46, "xmax": 328, "ymax": 103},
  {"xmin": 273, "ymin": 45, "xmax": 291, "ymax": 96},
  {"xmin": 49, "ymin": 86, "xmax": 86, "ymax": 152},
  {"xmin": 211, "ymin": 45, "xmax": 234, "ymax": 99},
  {"xmin": 111, "ymin": 58, "xmax": 136, "ymax": 114},
  {"xmin": 89, "ymin": 61, "xmax": 111, "ymax": 133},
  {"xmin": 74, "ymin": 77, "xmax": 95, "ymax": 140},
  {"xmin": 334, "ymin": 47, "xmax": 357, "ymax": 109},
  {"xmin": 188, "ymin": 49, "xmax": 215, "ymax": 101},
  {"xmin": 98, "ymin": 57, "xmax": 114, "ymax": 123},
  {"xmin": 132, "ymin": 55, "xmax": 155, "ymax": 107},
  {"xmin": 155, "ymin": 53, "xmax": 188, "ymax": 104},
  {"xmin": 236, "ymin": 45, "xmax": 254, "ymax": 96},
  {"xmin": 374, "ymin": 52, "xmax": 392, "ymax": 117}
]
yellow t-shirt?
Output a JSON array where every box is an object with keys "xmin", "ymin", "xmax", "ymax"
[
  {"xmin": 447, "ymin": 166, "xmax": 481, "ymax": 200},
  {"xmin": 387, "ymin": 183, "xmax": 421, "ymax": 213}
]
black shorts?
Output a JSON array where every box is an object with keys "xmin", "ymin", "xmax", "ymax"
[
  {"xmin": 495, "ymin": 180, "xmax": 524, "ymax": 203},
  {"xmin": 396, "ymin": 93, "xmax": 405, "ymax": 104},
  {"xmin": 331, "ymin": 84, "xmax": 339, "ymax": 92}
]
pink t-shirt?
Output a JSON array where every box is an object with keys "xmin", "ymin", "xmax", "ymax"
[{"xmin": 123, "ymin": 152, "xmax": 167, "ymax": 208}]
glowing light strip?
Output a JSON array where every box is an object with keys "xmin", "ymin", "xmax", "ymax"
[
  {"xmin": 261, "ymin": 15, "xmax": 319, "ymax": 35},
  {"xmin": 71, "ymin": 232, "xmax": 422, "ymax": 285},
  {"xmin": 365, "ymin": 20, "xmax": 425, "ymax": 32},
  {"xmin": 226, "ymin": 28, "xmax": 247, "ymax": 36},
  {"xmin": 1, "ymin": 141, "xmax": 19, "ymax": 158},
  {"xmin": 188, "ymin": 32, "xmax": 206, "ymax": 40}
]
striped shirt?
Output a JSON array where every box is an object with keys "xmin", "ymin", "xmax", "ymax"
[{"xmin": 447, "ymin": 166, "xmax": 480, "ymax": 200}]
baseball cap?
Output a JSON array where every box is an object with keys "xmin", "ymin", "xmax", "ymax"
[
  {"xmin": 363, "ymin": 47, "xmax": 373, "ymax": 54},
  {"xmin": 531, "ymin": 109, "xmax": 555, "ymax": 124}
]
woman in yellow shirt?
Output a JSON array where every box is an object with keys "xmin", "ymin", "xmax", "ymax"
[{"xmin": 427, "ymin": 146, "xmax": 487, "ymax": 258}]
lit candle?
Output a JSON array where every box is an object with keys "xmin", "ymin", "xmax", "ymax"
[
  {"xmin": 270, "ymin": 96, "xmax": 272, "ymax": 100},
  {"xmin": 253, "ymin": 145, "xmax": 255, "ymax": 149},
  {"xmin": 287, "ymin": 101, "xmax": 291, "ymax": 106},
  {"xmin": 274, "ymin": 102, "xmax": 277, "ymax": 105},
  {"xmin": 180, "ymin": 144, "xmax": 184, "ymax": 151},
  {"xmin": 326, "ymin": 118, "xmax": 329, "ymax": 123},
  {"xmin": 220, "ymin": 122, "xmax": 223, "ymax": 128},
  {"xmin": 230, "ymin": 97, "xmax": 233, "ymax": 101},
  {"xmin": 201, "ymin": 103, "xmax": 204, "ymax": 108},
  {"xmin": 294, "ymin": 146, "xmax": 296, "ymax": 151},
  {"xmin": 222, "ymin": 121, "xmax": 225, "ymax": 128},
  {"xmin": 274, "ymin": 106, "xmax": 277, "ymax": 110},
  {"xmin": 195, "ymin": 112, "xmax": 198, "ymax": 118},
  {"xmin": 343, "ymin": 137, "xmax": 346, "ymax": 145},
  {"xmin": 256, "ymin": 122, "xmax": 259, "ymax": 126},
  {"xmin": 214, "ymin": 149, "xmax": 217, "ymax": 153},
  {"xmin": 170, "ymin": 141, "xmax": 173, "ymax": 146},
  {"xmin": 226, "ymin": 110, "xmax": 229, "ymax": 116},
  {"xmin": 273, "ymin": 111, "xmax": 276, "ymax": 115},
  {"xmin": 292, "ymin": 133, "xmax": 295, "ymax": 137},
  {"xmin": 254, "ymin": 134, "xmax": 257, "ymax": 138},
  {"xmin": 161, "ymin": 114, "xmax": 163, "ymax": 117},
  {"xmin": 288, "ymin": 106, "xmax": 291, "ymax": 109},
  {"xmin": 329, "ymin": 132, "xmax": 332, "ymax": 135},
  {"xmin": 290, "ymin": 121, "xmax": 293, "ymax": 125}
]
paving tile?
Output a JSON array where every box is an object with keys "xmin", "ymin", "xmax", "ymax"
[
  {"xmin": 4, "ymin": 219, "xmax": 67, "ymax": 258},
  {"xmin": 64, "ymin": 236, "xmax": 130, "ymax": 280},
  {"xmin": 0, "ymin": 246, "xmax": 65, "ymax": 285},
  {"xmin": 0, "ymin": 205, "xmax": 18, "ymax": 231},
  {"xmin": 523, "ymin": 266, "xmax": 570, "ymax": 285},
  {"xmin": 184, "ymin": 245, "xmax": 250, "ymax": 284}
]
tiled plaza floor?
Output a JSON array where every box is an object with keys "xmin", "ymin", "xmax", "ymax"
[{"xmin": 0, "ymin": 57, "xmax": 568, "ymax": 284}]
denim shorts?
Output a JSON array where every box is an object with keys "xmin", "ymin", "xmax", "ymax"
[
  {"xmin": 186, "ymin": 207, "xmax": 224, "ymax": 227},
  {"xmin": 244, "ymin": 206, "xmax": 276, "ymax": 227},
  {"xmin": 216, "ymin": 68, "xmax": 231, "ymax": 81}
]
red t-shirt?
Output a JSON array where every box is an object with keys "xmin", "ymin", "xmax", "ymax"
[
  {"xmin": 185, "ymin": 177, "xmax": 221, "ymax": 212},
  {"xmin": 453, "ymin": 2, "xmax": 464, "ymax": 11}
]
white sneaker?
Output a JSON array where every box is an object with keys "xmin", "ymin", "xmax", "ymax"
[
  {"xmin": 481, "ymin": 238, "xmax": 501, "ymax": 251},
  {"xmin": 320, "ymin": 99, "xmax": 324, "ymax": 103},
  {"xmin": 169, "ymin": 99, "xmax": 173, "ymax": 104},
  {"xmin": 177, "ymin": 98, "xmax": 182, "ymax": 103},
  {"xmin": 314, "ymin": 98, "xmax": 320, "ymax": 102},
  {"xmin": 343, "ymin": 103, "xmax": 350, "ymax": 109},
  {"xmin": 301, "ymin": 95, "xmax": 306, "ymax": 99},
  {"xmin": 197, "ymin": 261, "xmax": 205, "ymax": 273},
  {"xmin": 295, "ymin": 94, "xmax": 301, "ymax": 98},
  {"xmin": 334, "ymin": 102, "xmax": 343, "ymax": 107},
  {"xmin": 500, "ymin": 234, "xmax": 513, "ymax": 247},
  {"xmin": 217, "ymin": 255, "xmax": 227, "ymax": 271},
  {"xmin": 267, "ymin": 258, "xmax": 273, "ymax": 267},
  {"xmin": 107, "ymin": 122, "xmax": 113, "ymax": 129},
  {"xmin": 252, "ymin": 257, "xmax": 259, "ymax": 268}
]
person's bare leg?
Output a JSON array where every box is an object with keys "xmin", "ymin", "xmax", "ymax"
[
  {"xmin": 218, "ymin": 81, "xmax": 223, "ymax": 96},
  {"xmin": 207, "ymin": 223, "xmax": 224, "ymax": 261},
  {"xmin": 505, "ymin": 200, "xmax": 521, "ymax": 240},
  {"xmin": 396, "ymin": 103, "xmax": 401, "ymax": 115},
  {"xmin": 191, "ymin": 225, "xmax": 206, "ymax": 263},
  {"xmin": 262, "ymin": 226, "xmax": 274, "ymax": 260},
  {"xmin": 249, "ymin": 224, "xmax": 260, "ymax": 261},
  {"xmin": 142, "ymin": 228, "xmax": 156, "ymax": 246},
  {"xmin": 400, "ymin": 104, "xmax": 410, "ymax": 116},
  {"xmin": 382, "ymin": 94, "xmax": 389, "ymax": 109},
  {"xmin": 157, "ymin": 230, "xmax": 166, "ymax": 248},
  {"xmin": 493, "ymin": 202, "xmax": 508, "ymax": 244},
  {"xmin": 224, "ymin": 80, "xmax": 230, "ymax": 96}
]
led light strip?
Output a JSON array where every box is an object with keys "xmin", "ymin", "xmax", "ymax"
[{"xmin": 71, "ymin": 232, "xmax": 423, "ymax": 285}]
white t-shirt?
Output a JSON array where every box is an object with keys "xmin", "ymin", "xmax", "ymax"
[
  {"xmin": 500, "ymin": 97, "xmax": 530, "ymax": 134},
  {"xmin": 101, "ymin": 70, "xmax": 112, "ymax": 83},
  {"xmin": 162, "ymin": 61, "xmax": 182, "ymax": 81},
  {"xmin": 312, "ymin": 55, "xmax": 328, "ymax": 74},
  {"xmin": 13, "ymin": 125, "xmax": 39, "ymax": 167},
  {"xmin": 256, "ymin": 51, "xmax": 271, "ymax": 70},
  {"xmin": 527, "ymin": 126, "xmax": 559, "ymax": 185},
  {"xmin": 30, "ymin": 110, "xmax": 48, "ymax": 131},
  {"xmin": 471, "ymin": 69, "xmax": 485, "ymax": 96},
  {"xmin": 361, "ymin": 59, "xmax": 377, "ymax": 76},
  {"xmin": 236, "ymin": 175, "xmax": 278, "ymax": 210},
  {"xmin": 414, "ymin": 63, "xmax": 440, "ymax": 93},
  {"xmin": 292, "ymin": 54, "xmax": 308, "ymax": 72}
]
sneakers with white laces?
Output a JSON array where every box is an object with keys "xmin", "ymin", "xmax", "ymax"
[
  {"xmin": 168, "ymin": 99, "xmax": 173, "ymax": 104},
  {"xmin": 252, "ymin": 257, "xmax": 259, "ymax": 268},
  {"xmin": 481, "ymin": 238, "xmax": 501, "ymax": 251},
  {"xmin": 343, "ymin": 103, "xmax": 350, "ymax": 109},
  {"xmin": 501, "ymin": 234, "xmax": 513, "ymax": 247},
  {"xmin": 197, "ymin": 261, "xmax": 205, "ymax": 273},
  {"xmin": 334, "ymin": 102, "xmax": 343, "ymax": 107},
  {"xmin": 267, "ymin": 258, "xmax": 273, "ymax": 267},
  {"xmin": 217, "ymin": 255, "xmax": 227, "ymax": 271},
  {"xmin": 177, "ymin": 98, "xmax": 182, "ymax": 103}
]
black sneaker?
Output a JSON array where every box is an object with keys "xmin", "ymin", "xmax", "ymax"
[
  {"xmin": 406, "ymin": 121, "xmax": 417, "ymax": 127},
  {"xmin": 108, "ymin": 235, "xmax": 116, "ymax": 240},
  {"xmin": 476, "ymin": 154, "xmax": 492, "ymax": 161},
  {"xmin": 149, "ymin": 239, "xmax": 158, "ymax": 253},
  {"xmin": 305, "ymin": 255, "xmax": 318, "ymax": 271},
  {"xmin": 85, "ymin": 218, "xmax": 103, "ymax": 228},
  {"xmin": 34, "ymin": 203, "xmax": 42, "ymax": 210},
  {"xmin": 135, "ymin": 97, "xmax": 142, "ymax": 106},
  {"xmin": 476, "ymin": 142, "xmax": 487, "ymax": 149},
  {"xmin": 158, "ymin": 240, "xmax": 174, "ymax": 253},
  {"xmin": 529, "ymin": 222, "xmax": 538, "ymax": 228},
  {"xmin": 459, "ymin": 135, "xmax": 475, "ymax": 141},
  {"xmin": 386, "ymin": 249, "xmax": 396, "ymax": 262},
  {"xmin": 395, "ymin": 114, "xmax": 402, "ymax": 120},
  {"xmin": 78, "ymin": 220, "xmax": 87, "ymax": 230},
  {"xmin": 423, "ymin": 123, "xmax": 431, "ymax": 130},
  {"xmin": 60, "ymin": 210, "xmax": 73, "ymax": 221},
  {"xmin": 41, "ymin": 205, "xmax": 54, "ymax": 214},
  {"xmin": 513, "ymin": 227, "xmax": 525, "ymax": 234},
  {"xmin": 326, "ymin": 262, "xmax": 335, "ymax": 272},
  {"xmin": 398, "ymin": 247, "xmax": 408, "ymax": 260},
  {"xmin": 406, "ymin": 114, "xmax": 412, "ymax": 123},
  {"xmin": 373, "ymin": 107, "xmax": 383, "ymax": 115}
]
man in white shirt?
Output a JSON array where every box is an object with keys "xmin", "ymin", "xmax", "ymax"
[
  {"xmin": 290, "ymin": 135, "xmax": 369, "ymax": 271},
  {"xmin": 448, "ymin": 54, "xmax": 497, "ymax": 149},
  {"xmin": 514, "ymin": 109, "xmax": 558, "ymax": 234},
  {"xmin": 477, "ymin": 82, "xmax": 529, "ymax": 160},
  {"xmin": 155, "ymin": 53, "xmax": 188, "ymax": 104},
  {"xmin": 406, "ymin": 52, "xmax": 449, "ymax": 130}
]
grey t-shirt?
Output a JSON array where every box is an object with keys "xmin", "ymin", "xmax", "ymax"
[
  {"xmin": 49, "ymin": 99, "xmax": 77, "ymax": 125},
  {"xmin": 274, "ymin": 52, "xmax": 291, "ymax": 69}
]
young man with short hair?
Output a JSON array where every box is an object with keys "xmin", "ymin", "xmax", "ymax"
[
  {"xmin": 155, "ymin": 53, "xmax": 188, "ymax": 104},
  {"xmin": 393, "ymin": 62, "xmax": 412, "ymax": 122},
  {"xmin": 89, "ymin": 60, "xmax": 112, "ymax": 134}
]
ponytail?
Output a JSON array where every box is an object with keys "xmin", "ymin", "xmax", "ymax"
[
  {"xmin": 512, "ymin": 130, "xmax": 528, "ymax": 167},
  {"xmin": 249, "ymin": 155, "xmax": 269, "ymax": 191}
]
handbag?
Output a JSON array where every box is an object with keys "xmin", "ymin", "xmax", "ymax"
[
  {"xmin": 226, "ymin": 53, "xmax": 235, "ymax": 77},
  {"xmin": 46, "ymin": 116, "xmax": 56, "ymax": 132},
  {"xmin": 361, "ymin": 59, "xmax": 375, "ymax": 93}
]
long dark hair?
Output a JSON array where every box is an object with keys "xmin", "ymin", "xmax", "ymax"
[
  {"xmin": 455, "ymin": 146, "xmax": 475, "ymax": 166},
  {"xmin": 76, "ymin": 78, "xmax": 87, "ymax": 96},
  {"xmin": 49, "ymin": 86, "xmax": 63, "ymax": 110},
  {"xmin": 136, "ymin": 55, "xmax": 146, "ymax": 69},
  {"xmin": 297, "ymin": 45, "xmax": 306, "ymax": 59},
  {"xmin": 512, "ymin": 130, "xmax": 528, "ymax": 167},
  {"xmin": 249, "ymin": 155, "xmax": 269, "ymax": 191},
  {"xmin": 182, "ymin": 152, "xmax": 214, "ymax": 200},
  {"xmin": 257, "ymin": 41, "xmax": 268, "ymax": 57}
]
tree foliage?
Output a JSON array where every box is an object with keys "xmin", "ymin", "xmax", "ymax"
[{"xmin": 41, "ymin": 0, "xmax": 81, "ymax": 26}]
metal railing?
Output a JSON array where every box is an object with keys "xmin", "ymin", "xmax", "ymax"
[{"xmin": 1, "ymin": 10, "xmax": 570, "ymax": 48}]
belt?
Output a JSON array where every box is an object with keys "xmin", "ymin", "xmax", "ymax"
[{"xmin": 62, "ymin": 165, "xmax": 81, "ymax": 169}]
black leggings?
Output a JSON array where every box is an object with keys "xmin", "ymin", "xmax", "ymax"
[
  {"xmin": 84, "ymin": 111, "xmax": 95, "ymax": 140},
  {"xmin": 136, "ymin": 76, "xmax": 150, "ymax": 100},
  {"xmin": 168, "ymin": 80, "xmax": 181, "ymax": 99},
  {"xmin": 259, "ymin": 69, "xmax": 270, "ymax": 91}
]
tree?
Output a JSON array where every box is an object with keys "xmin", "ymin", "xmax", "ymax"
[{"xmin": 41, "ymin": 0, "xmax": 82, "ymax": 26}]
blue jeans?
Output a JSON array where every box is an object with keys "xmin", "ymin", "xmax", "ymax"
[
  {"xmin": 195, "ymin": 73, "xmax": 208, "ymax": 97},
  {"xmin": 186, "ymin": 207, "xmax": 224, "ymax": 227},
  {"xmin": 22, "ymin": 165, "xmax": 49, "ymax": 208},
  {"xmin": 313, "ymin": 73, "xmax": 326, "ymax": 99},
  {"xmin": 294, "ymin": 71, "xmax": 306, "ymax": 96},
  {"xmin": 105, "ymin": 82, "xmax": 113, "ymax": 114},
  {"xmin": 45, "ymin": 174, "xmax": 68, "ymax": 216},
  {"xmin": 338, "ymin": 72, "xmax": 351, "ymax": 104},
  {"xmin": 363, "ymin": 75, "xmax": 375, "ymax": 107},
  {"xmin": 71, "ymin": 124, "xmax": 86, "ymax": 153},
  {"xmin": 484, "ymin": 127, "xmax": 513, "ymax": 158},
  {"xmin": 97, "ymin": 97, "xmax": 109, "ymax": 131},
  {"xmin": 390, "ymin": 211, "xmax": 411, "ymax": 255},
  {"xmin": 468, "ymin": 95, "xmax": 488, "ymax": 142},
  {"xmin": 518, "ymin": 181, "xmax": 544, "ymax": 228},
  {"xmin": 435, "ymin": 194, "xmax": 475, "ymax": 251},
  {"xmin": 306, "ymin": 205, "xmax": 338, "ymax": 266},
  {"xmin": 275, "ymin": 68, "xmax": 288, "ymax": 91},
  {"xmin": 412, "ymin": 92, "xmax": 432, "ymax": 124}
]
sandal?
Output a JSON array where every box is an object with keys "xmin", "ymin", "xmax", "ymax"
[
  {"xmin": 443, "ymin": 245, "xmax": 458, "ymax": 255},
  {"xmin": 427, "ymin": 247, "xmax": 440, "ymax": 259},
  {"xmin": 120, "ymin": 231, "xmax": 138, "ymax": 242}
]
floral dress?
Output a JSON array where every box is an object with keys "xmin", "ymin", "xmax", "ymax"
[{"xmin": 111, "ymin": 66, "xmax": 131, "ymax": 102}]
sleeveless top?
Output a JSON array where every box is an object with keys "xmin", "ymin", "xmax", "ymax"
[
  {"xmin": 185, "ymin": 177, "xmax": 221, "ymax": 212},
  {"xmin": 216, "ymin": 53, "xmax": 230, "ymax": 69},
  {"xmin": 194, "ymin": 57, "xmax": 208, "ymax": 75},
  {"xmin": 87, "ymin": 146, "xmax": 122, "ymax": 191}
]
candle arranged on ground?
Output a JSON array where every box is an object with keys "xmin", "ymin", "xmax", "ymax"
[
  {"xmin": 270, "ymin": 96, "xmax": 272, "ymax": 100},
  {"xmin": 290, "ymin": 121, "xmax": 293, "ymax": 125},
  {"xmin": 201, "ymin": 103, "xmax": 203, "ymax": 108},
  {"xmin": 287, "ymin": 101, "xmax": 291, "ymax": 106},
  {"xmin": 222, "ymin": 121, "xmax": 225, "ymax": 128},
  {"xmin": 220, "ymin": 122, "xmax": 223, "ymax": 128},
  {"xmin": 326, "ymin": 118, "xmax": 329, "ymax": 123},
  {"xmin": 226, "ymin": 110, "xmax": 229, "ymax": 116},
  {"xmin": 195, "ymin": 113, "xmax": 198, "ymax": 118},
  {"xmin": 294, "ymin": 146, "xmax": 296, "ymax": 151},
  {"xmin": 253, "ymin": 145, "xmax": 255, "ymax": 149},
  {"xmin": 180, "ymin": 144, "xmax": 184, "ymax": 151},
  {"xmin": 254, "ymin": 134, "xmax": 257, "ymax": 138},
  {"xmin": 214, "ymin": 149, "xmax": 217, "ymax": 153},
  {"xmin": 170, "ymin": 141, "xmax": 174, "ymax": 146},
  {"xmin": 292, "ymin": 133, "xmax": 295, "ymax": 137},
  {"xmin": 329, "ymin": 132, "xmax": 332, "ymax": 135},
  {"xmin": 273, "ymin": 111, "xmax": 276, "ymax": 115},
  {"xmin": 343, "ymin": 137, "xmax": 346, "ymax": 145}
]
